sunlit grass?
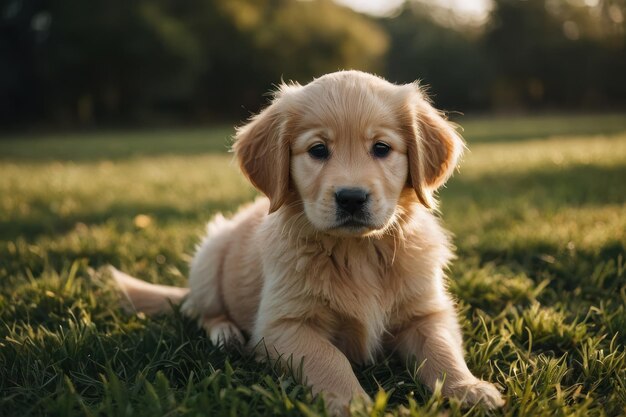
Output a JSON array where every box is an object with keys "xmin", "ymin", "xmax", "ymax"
[{"xmin": 1, "ymin": 114, "xmax": 625, "ymax": 416}]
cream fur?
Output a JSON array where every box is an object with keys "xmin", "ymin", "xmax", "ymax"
[{"xmin": 111, "ymin": 70, "xmax": 504, "ymax": 415}]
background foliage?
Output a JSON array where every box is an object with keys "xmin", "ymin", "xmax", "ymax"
[{"xmin": 1, "ymin": 0, "xmax": 625, "ymax": 127}]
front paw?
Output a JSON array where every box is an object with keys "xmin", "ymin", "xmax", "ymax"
[
  {"xmin": 445, "ymin": 379, "xmax": 505, "ymax": 409},
  {"xmin": 325, "ymin": 390, "xmax": 371, "ymax": 416},
  {"xmin": 324, "ymin": 396, "xmax": 350, "ymax": 417}
]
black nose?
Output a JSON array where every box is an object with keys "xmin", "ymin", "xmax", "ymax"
[{"xmin": 335, "ymin": 188, "xmax": 369, "ymax": 215}]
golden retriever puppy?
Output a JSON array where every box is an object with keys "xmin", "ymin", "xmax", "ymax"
[{"xmin": 112, "ymin": 70, "xmax": 505, "ymax": 414}]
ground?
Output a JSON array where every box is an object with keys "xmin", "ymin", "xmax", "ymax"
[{"xmin": 1, "ymin": 114, "xmax": 625, "ymax": 417}]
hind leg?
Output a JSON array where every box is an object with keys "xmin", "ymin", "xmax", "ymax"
[
  {"xmin": 181, "ymin": 215, "xmax": 244, "ymax": 347},
  {"xmin": 201, "ymin": 315, "xmax": 245, "ymax": 346}
]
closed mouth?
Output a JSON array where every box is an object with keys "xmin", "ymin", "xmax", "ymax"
[{"xmin": 334, "ymin": 217, "xmax": 372, "ymax": 229}]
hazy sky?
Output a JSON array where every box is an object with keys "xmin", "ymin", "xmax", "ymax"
[{"xmin": 335, "ymin": 0, "xmax": 492, "ymax": 20}]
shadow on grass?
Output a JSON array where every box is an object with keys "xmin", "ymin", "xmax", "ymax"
[
  {"xmin": 455, "ymin": 241, "xmax": 625, "ymax": 304},
  {"xmin": 0, "ymin": 127, "xmax": 234, "ymax": 162},
  {"xmin": 5, "ymin": 163, "xmax": 624, "ymax": 243},
  {"xmin": 0, "ymin": 195, "xmax": 259, "ymax": 284},
  {"xmin": 0, "ymin": 198, "xmax": 249, "ymax": 242},
  {"xmin": 443, "ymin": 163, "xmax": 626, "ymax": 209},
  {"xmin": 3, "ymin": 162, "xmax": 623, "ymax": 281},
  {"xmin": 2, "ymin": 115, "xmax": 625, "ymax": 162},
  {"xmin": 457, "ymin": 113, "xmax": 626, "ymax": 144}
]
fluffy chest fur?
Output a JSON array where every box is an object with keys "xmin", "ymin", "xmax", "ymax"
[
  {"xmin": 256, "ymin": 205, "xmax": 453, "ymax": 364},
  {"xmin": 297, "ymin": 237, "xmax": 392, "ymax": 363}
]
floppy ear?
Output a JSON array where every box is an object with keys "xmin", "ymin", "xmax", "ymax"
[
  {"xmin": 232, "ymin": 92, "xmax": 292, "ymax": 213},
  {"xmin": 404, "ymin": 89, "xmax": 465, "ymax": 208}
]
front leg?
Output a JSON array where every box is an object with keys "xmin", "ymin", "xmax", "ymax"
[
  {"xmin": 253, "ymin": 319, "xmax": 369, "ymax": 415},
  {"xmin": 393, "ymin": 306, "xmax": 504, "ymax": 408}
]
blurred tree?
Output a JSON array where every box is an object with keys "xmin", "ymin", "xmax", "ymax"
[
  {"xmin": 0, "ymin": 0, "xmax": 46, "ymax": 125},
  {"xmin": 1, "ymin": 0, "xmax": 624, "ymax": 127},
  {"xmin": 191, "ymin": 0, "xmax": 388, "ymax": 119},
  {"xmin": 484, "ymin": 0, "xmax": 626, "ymax": 109},
  {"xmin": 380, "ymin": 3, "xmax": 492, "ymax": 111},
  {"xmin": 1, "ymin": 0, "xmax": 205, "ymax": 126},
  {"xmin": 0, "ymin": 0, "xmax": 387, "ymax": 126}
]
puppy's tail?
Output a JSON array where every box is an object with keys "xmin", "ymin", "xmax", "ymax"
[{"xmin": 109, "ymin": 266, "xmax": 189, "ymax": 315}]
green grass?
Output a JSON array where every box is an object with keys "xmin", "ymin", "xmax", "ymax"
[{"xmin": 1, "ymin": 113, "xmax": 625, "ymax": 416}]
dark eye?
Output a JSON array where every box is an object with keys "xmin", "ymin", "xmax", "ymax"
[
  {"xmin": 308, "ymin": 143, "xmax": 330, "ymax": 160},
  {"xmin": 372, "ymin": 142, "xmax": 391, "ymax": 158}
]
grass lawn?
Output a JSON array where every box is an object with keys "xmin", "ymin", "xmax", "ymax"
[{"xmin": 1, "ymin": 114, "xmax": 625, "ymax": 416}]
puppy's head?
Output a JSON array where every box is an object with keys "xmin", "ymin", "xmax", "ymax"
[{"xmin": 233, "ymin": 71, "xmax": 463, "ymax": 237}]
